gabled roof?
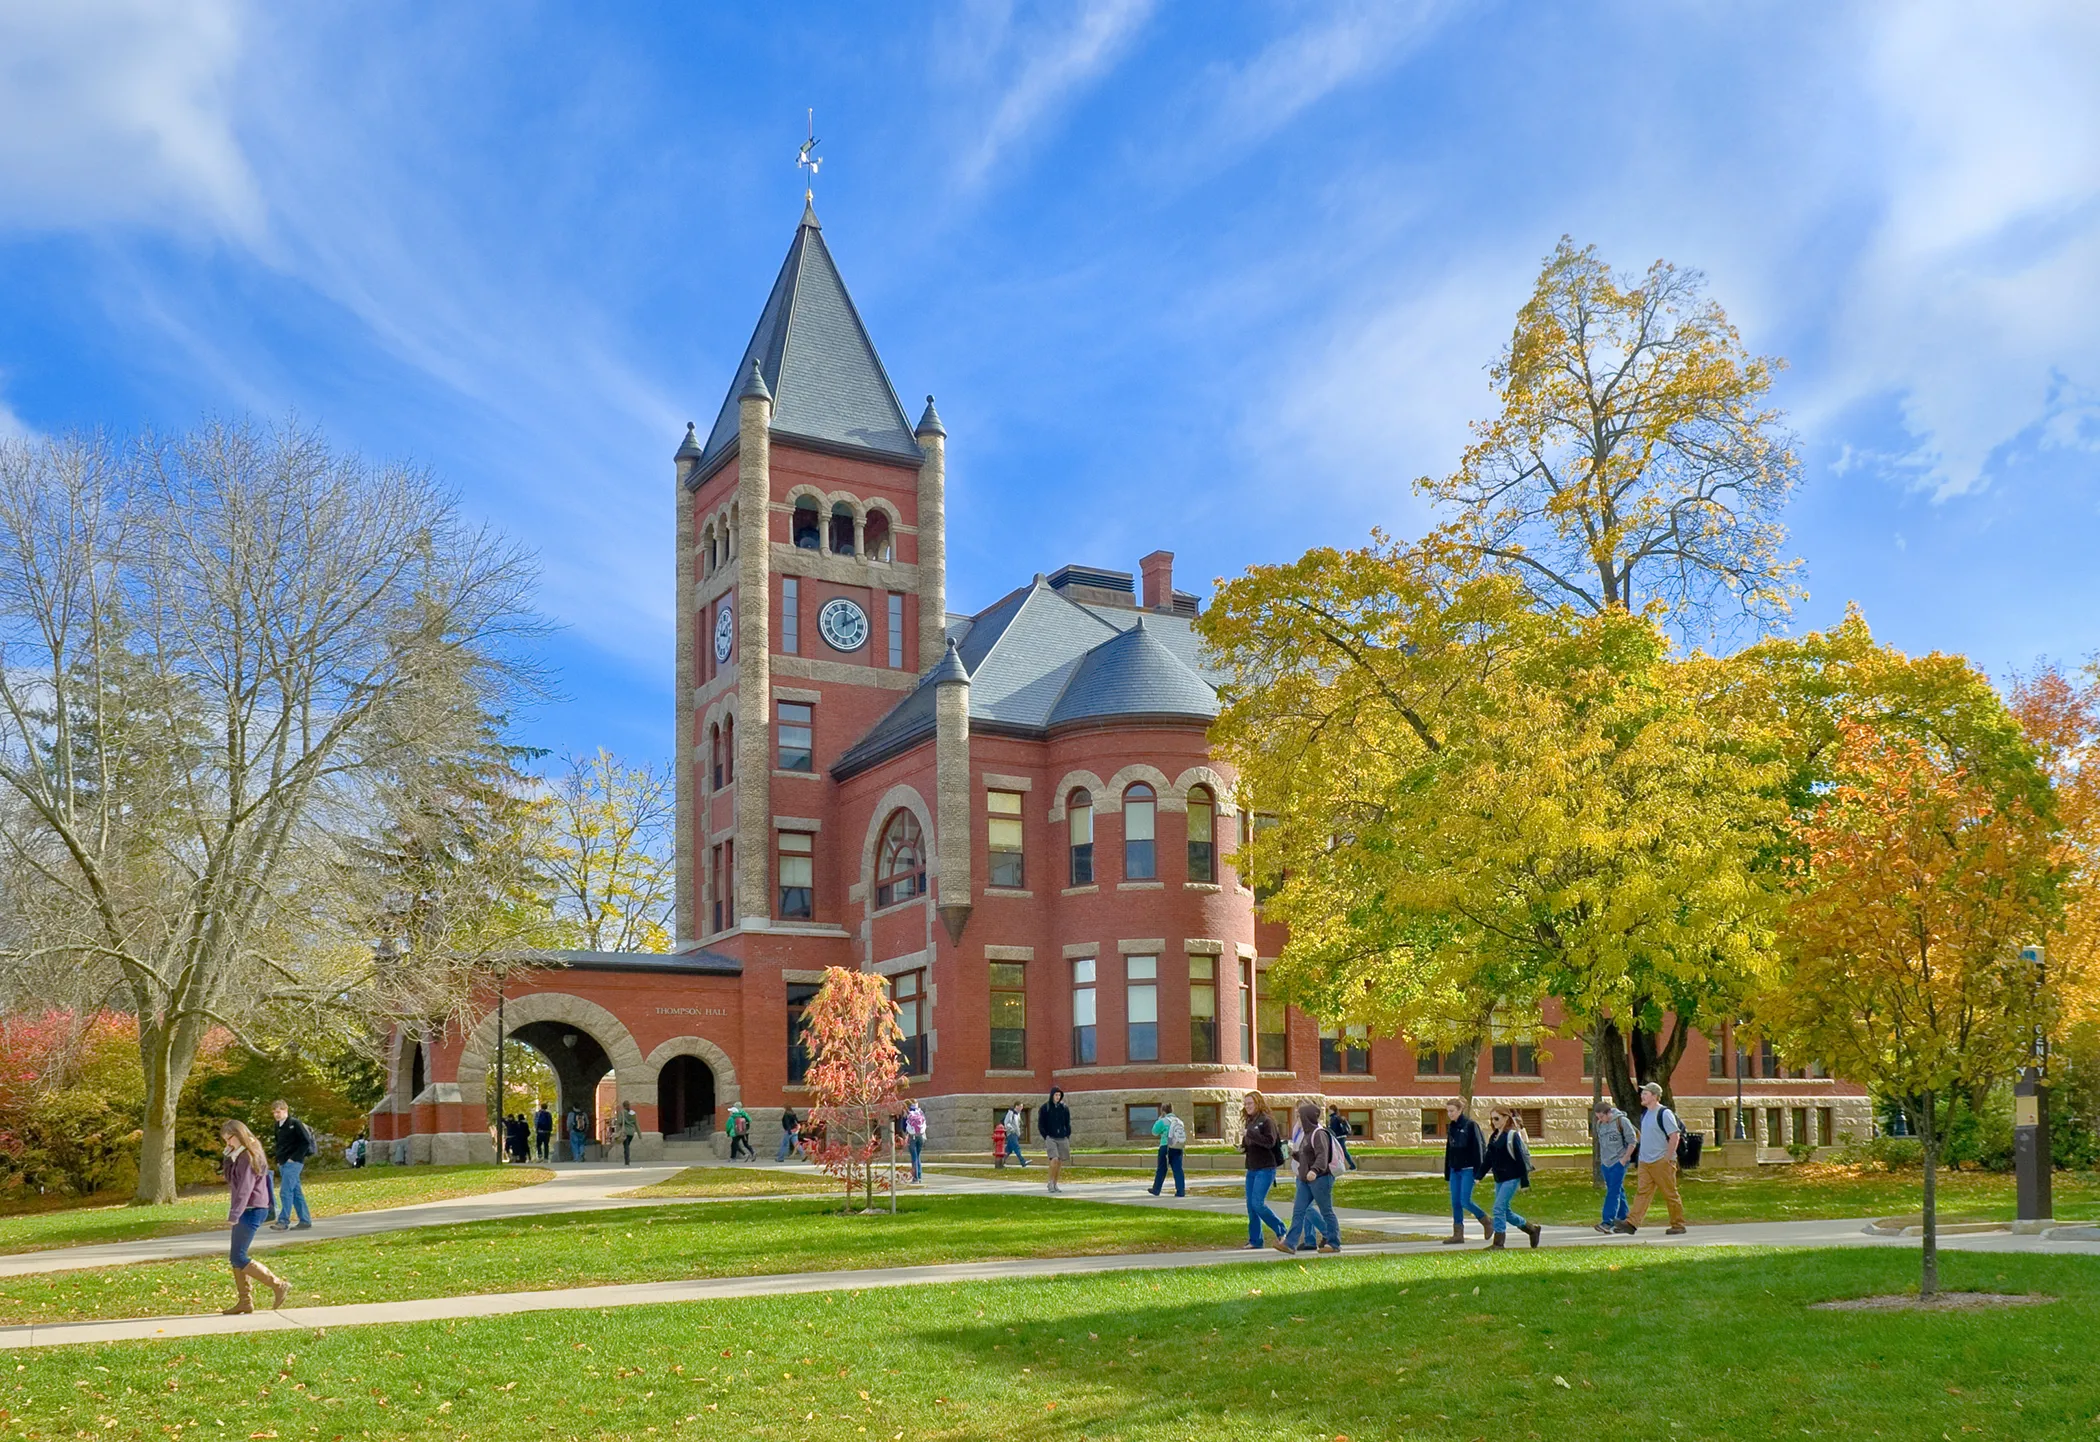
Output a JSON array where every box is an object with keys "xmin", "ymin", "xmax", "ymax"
[
  {"xmin": 695, "ymin": 204, "xmax": 922, "ymax": 480},
  {"xmin": 832, "ymin": 579, "xmax": 1222, "ymax": 779}
]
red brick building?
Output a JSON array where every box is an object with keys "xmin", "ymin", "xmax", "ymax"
[{"xmin": 370, "ymin": 204, "xmax": 1868, "ymax": 1163}]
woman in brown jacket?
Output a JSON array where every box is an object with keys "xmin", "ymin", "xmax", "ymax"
[{"xmin": 1237, "ymin": 1092, "xmax": 1288, "ymax": 1249}]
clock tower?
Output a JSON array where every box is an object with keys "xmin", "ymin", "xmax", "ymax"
[{"xmin": 670, "ymin": 198, "xmax": 944, "ymax": 953}]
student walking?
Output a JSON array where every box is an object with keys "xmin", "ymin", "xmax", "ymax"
[
  {"xmin": 1002, "ymin": 1104, "xmax": 1029, "ymax": 1168},
  {"xmin": 727, "ymin": 1103, "xmax": 755, "ymax": 1161},
  {"xmin": 567, "ymin": 1105, "xmax": 591, "ymax": 1162},
  {"xmin": 903, "ymin": 1101, "xmax": 927, "ymax": 1182},
  {"xmin": 220, "ymin": 1120, "xmax": 291, "ymax": 1314},
  {"xmin": 1616, "ymin": 1082, "xmax": 1689, "ymax": 1235},
  {"xmin": 1483, "ymin": 1106, "xmax": 1543, "ymax": 1249},
  {"xmin": 1441, "ymin": 1099, "xmax": 1490, "ymax": 1244},
  {"xmin": 1038, "ymin": 1088, "xmax": 1073, "ymax": 1193},
  {"xmin": 533, "ymin": 1102, "xmax": 553, "ymax": 1161},
  {"xmin": 777, "ymin": 1107, "xmax": 803, "ymax": 1162},
  {"xmin": 1148, "ymin": 1104, "xmax": 1188, "ymax": 1197},
  {"xmin": 1275, "ymin": 1102, "xmax": 1344, "ymax": 1254},
  {"xmin": 1592, "ymin": 1099, "xmax": 1639, "ymax": 1234},
  {"xmin": 1236, "ymin": 1092, "xmax": 1289, "ymax": 1249},
  {"xmin": 1324, "ymin": 1105, "xmax": 1360, "ymax": 1171},
  {"xmin": 267, "ymin": 1100, "xmax": 315, "ymax": 1232},
  {"xmin": 616, "ymin": 1102, "xmax": 640, "ymax": 1165}
]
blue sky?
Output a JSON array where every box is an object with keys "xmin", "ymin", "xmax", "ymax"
[{"xmin": 2, "ymin": 1, "xmax": 2096, "ymax": 764}]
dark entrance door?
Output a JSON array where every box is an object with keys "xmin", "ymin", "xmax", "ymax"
[{"xmin": 657, "ymin": 1056, "xmax": 717, "ymax": 1138}]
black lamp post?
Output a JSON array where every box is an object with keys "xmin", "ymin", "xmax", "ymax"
[
  {"xmin": 493, "ymin": 982, "xmax": 506, "ymax": 1165},
  {"xmin": 2014, "ymin": 945, "xmax": 2052, "ymax": 1230}
]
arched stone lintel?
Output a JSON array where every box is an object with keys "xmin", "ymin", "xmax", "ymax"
[
  {"xmin": 1171, "ymin": 765, "xmax": 1235, "ymax": 811},
  {"xmin": 1046, "ymin": 770, "xmax": 1108, "ymax": 821},
  {"xmin": 644, "ymin": 1035, "xmax": 742, "ymax": 1105},
  {"xmin": 861, "ymin": 784, "xmax": 935, "ymax": 900},
  {"xmin": 1105, "ymin": 763, "xmax": 1175, "ymax": 811},
  {"xmin": 453, "ymin": 991, "xmax": 650, "ymax": 1107}
]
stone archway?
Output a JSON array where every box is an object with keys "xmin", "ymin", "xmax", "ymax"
[{"xmin": 455, "ymin": 992, "xmax": 650, "ymax": 1110}]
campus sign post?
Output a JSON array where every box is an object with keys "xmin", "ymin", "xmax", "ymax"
[{"xmin": 2013, "ymin": 945, "xmax": 2052, "ymax": 1234}]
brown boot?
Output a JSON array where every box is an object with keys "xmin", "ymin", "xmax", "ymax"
[
  {"xmin": 222, "ymin": 1271, "xmax": 254, "ymax": 1315},
  {"xmin": 1478, "ymin": 1218, "xmax": 1493, "ymax": 1241},
  {"xmin": 1526, "ymin": 1223, "xmax": 1544, "ymax": 1249},
  {"xmin": 1440, "ymin": 1227, "xmax": 1466, "ymax": 1245},
  {"xmin": 246, "ymin": 1263, "xmax": 290, "ymax": 1310},
  {"xmin": 1488, "ymin": 1232, "xmax": 1506, "ymax": 1249}
]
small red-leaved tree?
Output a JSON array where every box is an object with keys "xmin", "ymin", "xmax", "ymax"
[{"xmin": 802, "ymin": 966, "xmax": 907, "ymax": 1211}]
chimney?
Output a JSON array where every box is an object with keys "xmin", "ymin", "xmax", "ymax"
[{"xmin": 1139, "ymin": 550, "xmax": 1174, "ymax": 611}]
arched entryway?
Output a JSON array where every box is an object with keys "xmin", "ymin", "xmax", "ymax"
[{"xmin": 657, "ymin": 1056, "xmax": 717, "ymax": 1139}]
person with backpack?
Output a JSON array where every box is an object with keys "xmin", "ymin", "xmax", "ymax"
[
  {"xmin": 1148, "ymin": 1103, "xmax": 1188, "ymax": 1197},
  {"xmin": 727, "ymin": 1102, "xmax": 755, "ymax": 1161},
  {"xmin": 567, "ymin": 1104, "xmax": 592, "ymax": 1162},
  {"xmin": 1441, "ymin": 1098, "xmax": 1490, "ymax": 1244},
  {"xmin": 1273, "ymin": 1101, "xmax": 1345, "ymax": 1254},
  {"xmin": 1236, "ymin": 1092, "xmax": 1289, "ymax": 1249},
  {"xmin": 777, "ymin": 1107, "xmax": 802, "ymax": 1162},
  {"xmin": 615, "ymin": 1102, "xmax": 640, "ymax": 1165},
  {"xmin": 1324, "ymin": 1105, "xmax": 1360, "ymax": 1171},
  {"xmin": 533, "ymin": 1102, "xmax": 553, "ymax": 1161},
  {"xmin": 1592, "ymin": 1098, "xmax": 1640, "ymax": 1235},
  {"xmin": 1483, "ymin": 1105, "xmax": 1543, "ymax": 1249},
  {"xmin": 1616, "ymin": 1081, "xmax": 1689, "ymax": 1235},
  {"xmin": 220, "ymin": 1119, "xmax": 291, "ymax": 1314},
  {"xmin": 1038, "ymin": 1088, "xmax": 1073, "ymax": 1194},
  {"xmin": 1002, "ymin": 1103, "xmax": 1029, "ymax": 1168},
  {"xmin": 267, "ymin": 1100, "xmax": 315, "ymax": 1232},
  {"xmin": 903, "ymin": 1101, "xmax": 927, "ymax": 1182}
]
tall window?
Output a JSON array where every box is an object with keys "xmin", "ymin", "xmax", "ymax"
[
  {"xmin": 1251, "ymin": 814, "xmax": 1279, "ymax": 903},
  {"xmin": 1414, "ymin": 1046, "xmax": 1453, "ymax": 1077},
  {"xmin": 781, "ymin": 577, "xmax": 799, "ymax": 654},
  {"xmin": 1189, "ymin": 956, "xmax": 1218, "ymax": 1064},
  {"xmin": 1126, "ymin": 955, "xmax": 1158, "ymax": 1062},
  {"xmin": 777, "ymin": 701, "xmax": 813, "ymax": 772},
  {"xmin": 709, "ymin": 842, "xmax": 725, "ymax": 934},
  {"xmin": 987, "ymin": 790, "xmax": 1025, "ymax": 887},
  {"xmin": 1320, "ymin": 1024, "xmax": 1370, "ymax": 1075},
  {"xmin": 1123, "ymin": 784, "xmax": 1156, "ymax": 880},
  {"xmin": 1071, "ymin": 958, "xmax": 1097, "ymax": 1065},
  {"xmin": 1068, "ymin": 789, "xmax": 1094, "ymax": 885},
  {"xmin": 874, "ymin": 810, "xmax": 927, "ymax": 908},
  {"xmin": 887, "ymin": 592, "xmax": 905, "ymax": 669},
  {"xmin": 1256, "ymin": 969, "xmax": 1287, "ymax": 1070},
  {"xmin": 1709, "ymin": 1023, "xmax": 1729, "ymax": 1079},
  {"xmin": 786, "ymin": 982, "xmax": 819, "ymax": 1084},
  {"xmin": 1491, "ymin": 1031, "xmax": 1540, "ymax": 1077},
  {"xmin": 989, "ymin": 962, "xmax": 1027, "ymax": 1068},
  {"xmin": 892, "ymin": 968, "xmax": 927, "ymax": 1075},
  {"xmin": 1186, "ymin": 785, "xmax": 1215, "ymax": 882},
  {"xmin": 709, "ymin": 722, "xmax": 723, "ymax": 790},
  {"xmin": 866, "ymin": 511, "xmax": 892, "ymax": 562},
  {"xmin": 776, "ymin": 832, "xmax": 813, "ymax": 920},
  {"xmin": 722, "ymin": 716, "xmax": 734, "ymax": 784},
  {"xmin": 1238, "ymin": 959, "xmax": 1253, "ymax": 1064}
]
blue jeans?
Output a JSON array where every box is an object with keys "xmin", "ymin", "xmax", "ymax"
[
  {"xmin": 569, "ymin": 1134, "xmax": 586, "ymax": 1162},
  {"xmin": 1492, "ymin": 1177, "xmax": 1528, "ymax": 1234},
  {"xmin": 908, "ymin": 1135, "xmax": 923, "ymax": 1181},
  {"xmin": 1151, "ymin": 1147, "xmax": 1185, "ymax": 1195},
  {"xmin": 1244, "ymin": 1167, "xmax": 1286, "ymax": 1246},
  {"xmin": 275, "ymin": 1161, "xmax": 310, "ymax": 1226},
  {"xmin": 1449, "ymin": 1167, "xmax": 1487, "ymax": 1226},
  {"xmin": 1284, "ymin": 1173, "xmax": 1341, "ymax": 1250},
  {"xmin": 229, "ymin": 1206, "xmax": 268, "ymax": 1269},
  {"xmin": 777, "ymin": 1131, "xmax": 799, "ymax": 1161},
  {"xmin": 1600, "ymin": 1162, "xmax": 1629, "ymax": 1225},
  {"xmin": 1336, "ymin": 1136, "xmax": 1357, "ymax": 1170},
  {"xmin": 1005, "ymin": 1132, "xmax": 1027, "ymax": 1166}
]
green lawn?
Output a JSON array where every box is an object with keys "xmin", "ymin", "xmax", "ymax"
[
  {"xmin": 616, "ymin": 1167, "xmax": 847, "ymax": 1198},
  {"xmin": 0, "ymin": 1195, "xmax": 1244, "ymax": 1326},
  {"xmin": 1209, "ymin": 1163, "xmax": 2100, "ymax": 1224},
  {"xmin": 0, "ymin": 1166, "xmax": 552, "ymax": 1255},
  {"xmin": 9, "ymin": 1246, "xmax": 2099, "ymax": 1439},
  {"xmin": 922, "ymin": 1164, "xmax": 1172, "ymax": 1184}
]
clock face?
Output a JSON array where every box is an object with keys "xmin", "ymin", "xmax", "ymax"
[
  {"xmin": 817, "ymin": 597, "xmax": 870, "ymax": 653},
  {"xmin": 713, "ymin": 603, "xmax": 734, "ymax": 663}
]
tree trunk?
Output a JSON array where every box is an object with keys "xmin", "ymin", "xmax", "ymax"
[
  {"xmin": 1452, "ymin": 1038, "xmax": 1482, "ymax": 1109},
  {"xmin": 1597, "ymin": 1018, "xmax": 1638, "ymax": 1113},
  {"xmin": 133, "ymin": 1018, "xmax": 202, "ymax": 1205},
  {"xmin": 1918, "ymin": 1089, "xmax": 1939, "ymax": 1300}
]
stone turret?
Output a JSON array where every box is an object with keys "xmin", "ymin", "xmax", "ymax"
[
  {"xmin": 734, "ymin": 359, "xmax": 773, "ymax": 929},
  {"xmin": 931, "ymin": 638, "xmax": 972, "ymax": 944},
  {"xmin": 915, "ymin": 396, "xmax": 947, "ymax": 671}
]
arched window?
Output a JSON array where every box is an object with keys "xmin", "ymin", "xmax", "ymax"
[
  {"xmin": 1123, "ymin": 783, "xmax": 1156, "ymax": 880},
  {"xmin": 792, "ymin": 499, "xmax": 821, "ymax": 550},
  {"xmin": 701, "ymin": 524, "xmax": 716, "ymax": 577},
  {"xmin": 709, "ymin": 722, "xmax": 722, "ymax": 791},
  {"xmin": 1186, "ymin": 785, "xmax": 1215, "ymax": 883},
  {"xmin": 875, "ymin": 810, "xmax": 927, "ymax": 908},
  {"xmin": 864, "ymin": 510, "xmax": 892, "ymax": 562},
  {"xmin": 722, "ymin": 715, "xmax": 735, "ymax": 785},
  {"xmin": 1067, "ymin": 789, "xmax": 1094, "ymax": 885},
  {"xmin": 829, "ymin": 501, "xmax": 856, "ymax": 556}
]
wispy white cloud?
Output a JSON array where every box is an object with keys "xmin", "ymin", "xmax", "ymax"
[
  {"xmin": 1200, "ymin": 0, "xmax": 1449, "ymax": 151},
  {"xmin": 0, "ymin": 0, "xmax": 261, "ymax": 239},
  {"xmin": 949, "ymin": 0, "xmax": 1158, "ymax": 190}
]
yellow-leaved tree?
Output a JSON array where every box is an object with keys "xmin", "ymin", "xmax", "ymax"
[
  {"xmin": 1420, "ymin": 238, "xmax": 1802, "ymax": 643},
  {"xmin": 544, "ymin": 750, "xmax": 677, "ymax": 954}
]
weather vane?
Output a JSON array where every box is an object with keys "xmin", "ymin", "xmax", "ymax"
[{"xmin": 797, "ymin": 109, "xmax": 821, "ymax": 201}]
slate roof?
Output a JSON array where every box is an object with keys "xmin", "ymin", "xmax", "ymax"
[
  {"xmin": 695, "ymin": 205, "xmax": 922, "ymax": 480},
  {"xmin": 538, "ymin": 947, "xmax": 743, "ymax": 976},
  {"xmin": 832, "ymin": 578, "xmax": 1222, "ymax": 779}
]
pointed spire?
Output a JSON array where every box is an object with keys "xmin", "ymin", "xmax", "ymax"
[
  {"xmin": 929, "ymin": 636, "xmax": 969, "ymax": 687},
  {"xmin": 915, "ymin": 394, "xmax": 945, "ymax": 438},
  {"xmin": 674, "ymin": 421, "xmax": 704, "ymax": 461},
  {"xmin": 736, "ymin": 357, "xmax": 772, "ymax": 403},
  {"xmin": 801, "ymin": 194, "xmax": 821, "ymax": 230}
]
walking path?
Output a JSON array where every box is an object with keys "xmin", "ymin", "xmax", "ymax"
[{"xmin": 5, "ymin": 1160, "xmax": 2100, "ymax": 1350}]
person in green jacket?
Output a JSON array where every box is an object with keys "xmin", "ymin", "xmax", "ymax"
[
  {"xmin": 726, "ymin": 1103, "xmax": 754, "ymax": 1160},
  {"xmin": 616, "ymin": 1102, "xmax": 640, "ymax": 1165}
]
